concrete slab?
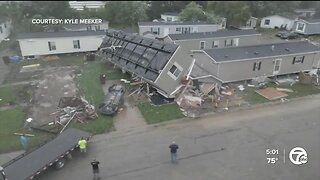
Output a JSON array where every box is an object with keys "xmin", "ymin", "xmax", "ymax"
[{"xmin": 102, "ymin": 80, "xmax": 147, "ymax": 132}]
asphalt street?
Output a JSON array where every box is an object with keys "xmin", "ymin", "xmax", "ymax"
[{"xmin": 36, "ymin": 95, "xmax": 320, "ymax": 180}]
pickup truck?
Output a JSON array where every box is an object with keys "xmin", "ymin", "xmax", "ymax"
[{"xmin": 0, "ymin": 128, "xmax": 91, "ymax": 180}]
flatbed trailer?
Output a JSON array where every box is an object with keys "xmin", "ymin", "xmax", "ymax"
[{"xmin": 0, "ymin": 128, "xmax": 91, "ymax": 180}]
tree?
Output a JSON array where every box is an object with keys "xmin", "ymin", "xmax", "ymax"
[
  {"xmin": 314, "ymin": 3, "xmax": 320, "ymax": 18},
  {"xmin": 179, "ymin": 1, "xmax": 206, "ymax": 22},
  {"xmin": 205, "ymin": 12, "xmax": 224, "ymax": 24},
  {"xmin": 105, "ymin": 1, "xmax": 148, "ymax": 27},
  {"xmin": 299, "ymin": 1, "xmax": 317, "ymax": 9},
  {"xmin": 207, "ymin": 1, "xmax": 251, "ymax": 27}
]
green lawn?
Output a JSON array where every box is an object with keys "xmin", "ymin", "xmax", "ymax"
[
  {"xmin": 73, "ymin": 60, "xmax": 130, "ymax": 134},
  {"xmin": 282, "ymin": 83, "xmax": 320, "ymax": 98},
  {"xmin": 0, "ymin": 108, "xmax": 53, "ymax": 153},
  {"xmin": 239, "ymin": 83, "xmax": 320, "ymax": 105},
  {"xmin": 0, "ymin": 85, "xmax": 32, "ymax": 107},
  {"xmin": 0, "ymin": 86, "xmax": 17, "ymax": 106},
  {"xmin": 138, "ymin": 102, "xmax": 184, "ymax": 124}
]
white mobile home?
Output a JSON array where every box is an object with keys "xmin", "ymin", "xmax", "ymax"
[
  {"xmin": 293, "ymin": 18, "xmax": 320, "ymax": 35},
  {"xmin": 260, "ymin": 15, "xmax": 295, "ymax": 30},
  {"xmin": 138, "ymin": 21, "xmax": 225, "ymax": 38},
  {"xmin": 0, "ymin": 19, "xmax": 12, "ymax": 43},
  {"xmin": 160, "ymin": 12, "xmax": 180, "ymax": 22},
  {"xmin": 69, "ymin": 1, "xmax": 106, "ymax": 11},
  {"xmin": 17, "ymin": 31, "xmax": 105, "ymax": 58}
]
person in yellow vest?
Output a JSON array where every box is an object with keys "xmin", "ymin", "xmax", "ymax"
[{"xmin": 78, "ymin": 137, "xmax": 87, "ymax": 153}]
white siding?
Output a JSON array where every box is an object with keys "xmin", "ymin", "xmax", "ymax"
[
  {"xmin": 69, "ymin": 1, "xmax": 106, "ymax": 10},
  {"xmin": 0, "ymin": 20, "xmax": 12, "ymax": 43},
  {"xmin": 18, "ymin": 35, "xmax": 104, "ymax": 57},
  {"xmin": 260, "ymin": 15, "xmax": 294, "ymax": 30},
  {"xmin": 139, "ymin": 24, "xmax": 222, "ymax": 38},
  {"xmin": 160, "ymin": 15, "xmax": 180, "ymax": 22},
  {"xmin": 64, "ymin": 22, "xmax": 109, "ymax": 31}
]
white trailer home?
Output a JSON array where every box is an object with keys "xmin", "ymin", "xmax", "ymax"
[
  {"xmin": 260, "ymin": 15, "xmax": 295, "ymax": 30},
  {"xmin": 17, "ymin": 31, "xmax": 105, "ymax": 59},
  {"xmin": 0, "ymin": 19, "xmax": 12, "ymax": 43}
]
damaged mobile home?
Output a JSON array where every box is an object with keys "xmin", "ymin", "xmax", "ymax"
[{"xmin": 98, "ymin": 30, "xmax": 193, "ymax": 98}]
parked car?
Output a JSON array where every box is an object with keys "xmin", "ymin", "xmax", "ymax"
[
  {"xmin": 99, "ymin": 84, "xmax": 125, "ymax": 116},
  {"xmin": 280, "ymin": 32, "xmax": 299, "ymax": 39},
  {"xmin": 275, "ymin": 31, "xmax": 287, "ymax": 37}
]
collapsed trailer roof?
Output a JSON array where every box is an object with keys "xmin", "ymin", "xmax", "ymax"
[{"xmin": 99, "ymin": 30, "xmax": 179, "ymax": 82}]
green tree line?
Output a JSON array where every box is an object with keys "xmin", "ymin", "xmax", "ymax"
[{"xmin": 0, "ymin": 1, "xmax": 319, "ymax": 33}]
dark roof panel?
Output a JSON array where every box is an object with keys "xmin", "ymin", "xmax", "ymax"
[
  {"xmin": 17, "ymin": 31, "xmax": 106, "ymax": 39},
  {"xmin": 168, "ymin": 29, "xmax": 260, "ymax": 41},
  {"xmin": 204, "ymin": 41, "xmax": 320, "ymax": 62},
  {"xmin": 99, "ymin": 30, "xmax": 178, "ymax": 82}
]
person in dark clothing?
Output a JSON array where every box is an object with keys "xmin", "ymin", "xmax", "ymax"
[
  {"xmin": 169, "ymin": 141, "xmax": 179, "ymax": 163},
  {"xmin": 91, "ymin": 158, "xmax": 100, "ymax": 180}
]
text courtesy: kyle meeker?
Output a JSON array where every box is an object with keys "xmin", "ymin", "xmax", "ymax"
[{"xmin": 31, "ymin": 19, "xmax": 103, "ymax": 25}]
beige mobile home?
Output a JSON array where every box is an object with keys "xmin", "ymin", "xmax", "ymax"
[
  {"xmin": 164, "ymin": 29, "xmax": 261, "ymax": 51},
  {"xmin": 191, "ymin": 41, "xmax": 320, "ymax": 83}
]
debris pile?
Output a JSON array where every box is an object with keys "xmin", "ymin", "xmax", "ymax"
[
  {"xmin": 175, "ymin": 78, "xmax": 236, "ymax": 117},
  {"xmin": 50, "ymin": 97, "xmax": 98, "ymax": 132}
]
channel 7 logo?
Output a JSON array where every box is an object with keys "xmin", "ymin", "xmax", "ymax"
[{"xmin": 289, "ymin": 147, "xmax": 308, "ymax": 165}]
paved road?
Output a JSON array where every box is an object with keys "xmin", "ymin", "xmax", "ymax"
[{"xmin": 35, "ymin": 95, "xmax": 320, "ymax": 180}]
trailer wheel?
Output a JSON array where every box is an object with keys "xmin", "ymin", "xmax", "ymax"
[{"xmin": 54, "ymin": 158, "xmax": 66, "ymax": 169}]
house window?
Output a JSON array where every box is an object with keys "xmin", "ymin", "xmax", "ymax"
[
  {"xmin": 176, "ymin": 27, "xmax": 181, "ymax": 32},
  {"xmin": 182, "ymin": 27, "xmax": 191, "ymax": 34},
  {"xmin": 87, "ymin": 26, "xmax": 92, "ymax": 31},
  {"xmin": 95, "ymin": 25, "xmax": 100, "ymax": 31},
  {"xmin": 167, "ymin": 63, "xmax": 183, "ymax": 80},
  {"xmin": 167, "ymin": 17, "xmax": 172, "ymax": 22},
  {"xmin": 4, "ymin": 23, "xmax": 6, "ymax": 28},
  {"xmin": 73, "ymin": 40, "xmax": 80, "ymax": 49},
  {"xmin": 253, "ymin": 62, "xmax": 262, "ymax": 71},
  {"xmin": 151, "ymin": 27, "xmax": 160, "ymax": 35},
  {"xmin": 200, "ymin": 41, "xmax": 205, "ymax": 49},
  {"xmin": 0, "ymin": 26, "xmax": 2, "ymax": 33},
  {"xmin": 297, "ymin": 23, "xmax": 305, "ymax": 31},
  {"xmin": 48, "ymin": 41, "xmax": 56, "ymax": 51},
  {"xmin": 212, "ymin": 40, "xmax": 219, "ymax": 48},
  {"xmin": 292, "ymin": 56, "xmax": 304, "ymax": 64},
  {"xmin": 264, "ymin": 19, "xmax": 270, "ymax": 25},
  {"xmin": 225, "ymin": 39, "xmax": 233, "ymax": 47}
]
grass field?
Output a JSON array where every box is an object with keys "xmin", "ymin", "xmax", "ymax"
[
  {"xmin": 73, "ymin": 60, "xmax": 130, "ymax": 134},
  {"xmin": 0, "ymin": 108, "xmax": 53, "ymax": 153},
  {"xmin": 138, "ymin": 102, "xmax": 184, "ymax": 124},
  {"xmin": 0, "ymin": 85, "xmax": 32, "ymax": 107}
]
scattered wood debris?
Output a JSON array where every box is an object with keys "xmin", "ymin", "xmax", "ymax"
[{"xmin": 255, "ymin": 87, "xmax": 288, "ymax": 100}]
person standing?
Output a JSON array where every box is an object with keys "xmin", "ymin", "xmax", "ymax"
[
  {"xmin": 169, "ymin": 141, "xmax": 179, "ymax": 163},
  {"xmin": 91, "ymin": 158, "xmax": 100, "ymax": 180},
  {"xmin": 78, "ymin": 137, "xmax": 87, "ymax": 153},
  {"xmin": 20, "ymin": 135, "xmax": 28, "ymax": 151}
]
